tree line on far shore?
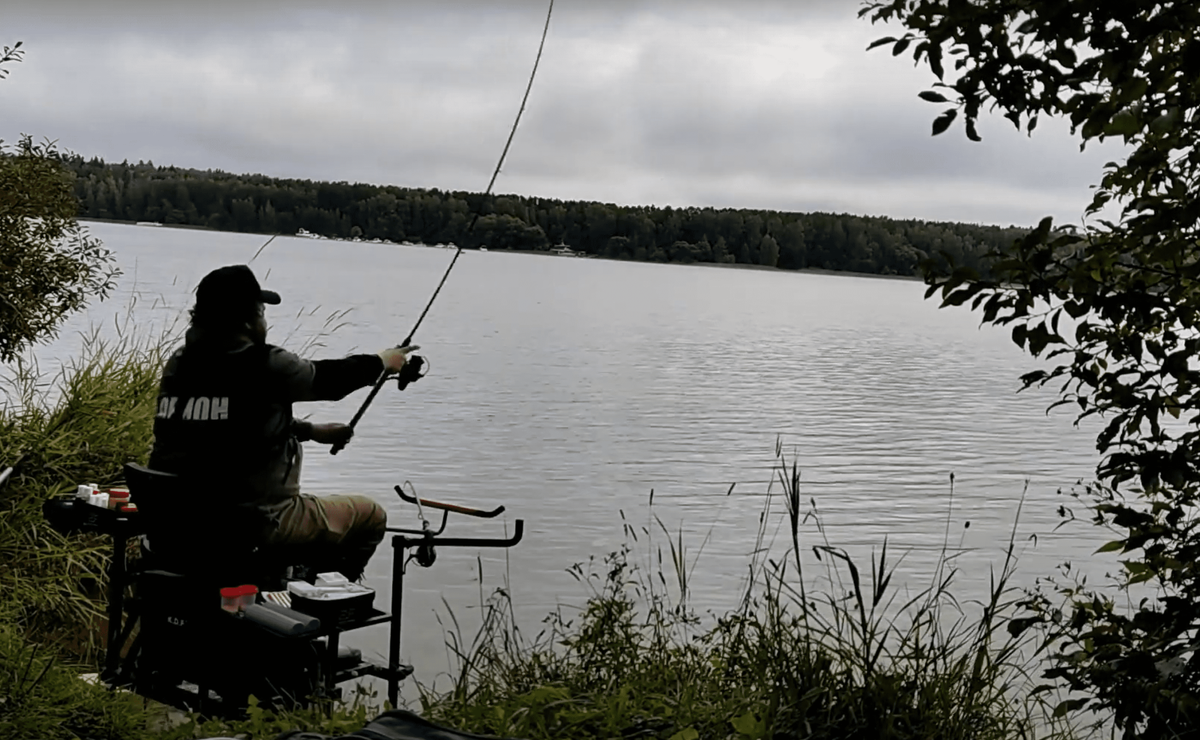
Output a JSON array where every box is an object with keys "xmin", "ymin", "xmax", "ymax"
[{"xmin": 63, "ymin": 156, "xmax": 1027, "ymax": 277}]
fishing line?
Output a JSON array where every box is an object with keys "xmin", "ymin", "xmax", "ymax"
[
  {"xmin": 400, "ymin": 0, "xmax": 555, "ymax": 347},
  {"xmin": 332, "ymin": 0, "xmax": 555, "ymax": 453}
]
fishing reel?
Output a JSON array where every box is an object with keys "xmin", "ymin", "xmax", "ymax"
[
  {"xmin": 414, "ymin": 542, "xmax": 437, "ymax": 568},
  {"xmin": 395, "ymin": 355, "xmax": 426, "ymax": 391}
]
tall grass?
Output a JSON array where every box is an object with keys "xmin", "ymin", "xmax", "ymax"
[
  {"xmin": 0, "ymin": 325, "xmax": 167, "ymax": 657},
  {"xmin": 416, "ymin": 445, "xmax": 1077, "ymax": 740},
  {"xmin": 0, "ymin": 620, "xmax": 152, "ymax": 740},
  {"xmin": 0, "ymin": 323, "xmax": 169, "ymax": 739}
]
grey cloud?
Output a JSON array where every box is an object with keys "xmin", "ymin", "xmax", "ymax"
[{"xmin": 3, "ymin": 1, "xmax": 1125, "ymax": 226}]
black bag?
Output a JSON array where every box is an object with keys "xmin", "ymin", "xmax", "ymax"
[{"xmin": 273, "ymin": 709, "xmax": 525, "ymax": 740}]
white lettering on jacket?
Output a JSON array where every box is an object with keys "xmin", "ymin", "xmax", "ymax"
[{"xmin": 157, "ymin": 396, "xmax": 229, "ymax": 421}]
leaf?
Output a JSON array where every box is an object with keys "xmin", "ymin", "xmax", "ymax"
[
  {"xmin": 731, "ymin": 713, "xmax": 762, "ymax": 737},
  {"xmin": 932, "ymin": 109, "xmax": 958, "ymax": 136},
  {"xmin": 866, "ymin": 36, "xmax": 897, "ymax": 51},
  {"xmin": 965, "ymin": 117, "xmax": 981, "ymax": 142},
  {"xmin": 1104, "ymin": 108, "xmax": 1140, "ymax": 137},
  {"xmin": 1054, "ymin": 698, "xmax": 1089, "ymax": 718},
  {"xmin": 1019, "ymin": 369, "xmax": 1048, "ymax": 386},
  {"xmin": 1094, "ymin": 540, "xmax": 1124, "ymax": 554},
  {"xmin": 1006, "ymin": 616, "xmax": 1041, "ymax": 637},
  {"xmin": 929, "ymin": 45, "xmax": 944, "ymax": 80},
  {"xmin": 1119, "ymin": 77, "xmax": 1149, "ymax": 104},
  {"xmin": 1012, "ymin": 324, "xmax": 1027, "ymax": 348},
  {"xmin": 669, "ymin": 729, "xmax": 700, "ymax": 740},
  {"xmin": 892, "ymin": 38, "xmax": 911, "ymax": 56},
  {"xmin": 919, "ymin": 90, "xmax": 949, "ymax": 103}
]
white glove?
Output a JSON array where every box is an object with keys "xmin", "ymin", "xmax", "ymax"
[{"xmin": 378, "ymin": 345, "xmax": 418, "ymax": 373}]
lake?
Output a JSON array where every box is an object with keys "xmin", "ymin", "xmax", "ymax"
[{"xmin": 38, "ymin": 221, "xmax": 1112, "ymax": 696}]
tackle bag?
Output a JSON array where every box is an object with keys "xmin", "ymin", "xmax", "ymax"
[{"xmin": 272, "ymin": 709, "xmax": 525, "ymax": 740}]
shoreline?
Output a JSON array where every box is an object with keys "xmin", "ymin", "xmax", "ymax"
[{"xmin": 80, "ymin": 218, "xmax": 923, "ymax": 283}]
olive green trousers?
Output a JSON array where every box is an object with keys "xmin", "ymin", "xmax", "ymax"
[{"xmin": 265, "ymin": 493, "xmax": 387, "ymax": 580}]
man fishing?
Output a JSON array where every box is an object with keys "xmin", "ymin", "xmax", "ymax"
[{"xmin": 148, "ymin": 264, "xmax": 413, "ymax": 580}]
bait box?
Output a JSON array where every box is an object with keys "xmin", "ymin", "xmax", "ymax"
[{"xmin": 288, "ymin": 585, "xmax": 375, "ymax": 627}]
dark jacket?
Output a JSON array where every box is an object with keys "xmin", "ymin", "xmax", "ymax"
[{"xmin": 148, "ymin": 326, "xmax": 383, "ymax": 507}]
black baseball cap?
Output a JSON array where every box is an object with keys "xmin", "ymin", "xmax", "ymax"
[{"xmin": 195, "ymin": 265, "xmax": 281, "ymax": 316}]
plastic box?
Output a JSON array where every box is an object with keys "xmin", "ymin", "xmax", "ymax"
[{"xmin": 288, "ymin": 586, "xmax": 375, "ymax": 627}]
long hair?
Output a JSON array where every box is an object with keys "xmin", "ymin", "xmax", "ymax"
[{"xmin": 187, "ymin": 302, "xmax": 260, "ymax": 342}]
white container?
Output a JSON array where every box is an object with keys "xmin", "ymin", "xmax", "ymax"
[
  {"xmin": 315, "ymin": 572, "xmax": 350, "ymax": 588},
  {"xmin": 75, "ymin": 484, "xmax": 94, "ymax": 501}
]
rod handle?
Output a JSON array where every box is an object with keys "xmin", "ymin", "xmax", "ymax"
[{"xmin": 393, "ymin": 485, "xmax": 505, "ymax": 518}]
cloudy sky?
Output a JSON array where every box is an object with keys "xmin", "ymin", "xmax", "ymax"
[{"xmin": 3, "ymin": 1, "xmax": 1125, "ymax": 227}]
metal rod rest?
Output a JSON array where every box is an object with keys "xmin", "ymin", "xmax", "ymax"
[{"xmin": 390, "ymin": 519, "xmax": 524, "ymax": 550}]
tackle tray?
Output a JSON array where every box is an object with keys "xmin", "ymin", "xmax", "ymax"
[{"xmin": 288, "ymin": 586, "xmax": 376, "ymax": 627}]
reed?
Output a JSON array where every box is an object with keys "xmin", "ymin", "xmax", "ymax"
[{"xmin": 415, "ymin": 444, "xmax": 1078, "ymax": 740}]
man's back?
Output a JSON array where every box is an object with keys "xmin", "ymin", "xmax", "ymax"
[{"xmin": 149, "ymin": 333, "xmax": 298, "ymax": 507}]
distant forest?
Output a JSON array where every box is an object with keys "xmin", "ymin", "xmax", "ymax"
[{"xmin": 63, "ymin": 157, "xmax": 1027, "ymax": 277}]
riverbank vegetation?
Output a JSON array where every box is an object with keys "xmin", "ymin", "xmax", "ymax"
[
  {"xmin": 0, "ymin": 331, "xmax": 166, "ymax": 739},
  {"xmin": 413, "ymin": 461, "xmax": 1075, "ymax": 740},
  {"xmin": 61, "ymin": 155, "xmax": 1026, "ymax": 278},
  {"xmin": 868, "ymin": 1, "xmax": 1200, "ymax": 736}
]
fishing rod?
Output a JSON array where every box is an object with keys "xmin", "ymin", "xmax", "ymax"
[{"xmin": 331, "ymin": 0, "xmax": 555, "ymax": 455}]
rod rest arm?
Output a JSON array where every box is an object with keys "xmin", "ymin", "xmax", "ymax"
[{"xmin": 387, "ymin": 519, "xmax": 524, "ymax": 549}]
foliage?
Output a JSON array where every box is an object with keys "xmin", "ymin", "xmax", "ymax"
[
  {"xmin": 0, "ymin": 328, "xmax": 165, "ymax": 740},
  {"xmin": 60, "ymin": 155, "xmax": 1025, "ymax": 277},
  {"xmin": 0, "ymin": 327, "xmax": 166, "ymax": 660},
  {"xmin": 158, "ymin": 690, "xmax": 382, "ymax": 740},
  {"xmin": 416, "ymin": 450, "xmax": 1072, "ymax": 740},
  {"xmin": 1, "ymin": 45, "xmax": 119, "ymax": 364},
  {"xmin": 0, "ymin": 41, "xmax": 23, "ymax": 78},
  {"xmin": 862, "ymin": 1, "xmax": 1200, "ymax": 735},
  {"xmin": 0, "ymin": 52, "xmax": 121, "ymax": 363},
  {"xmin": 0, "ymin": 136, "xmax": 119, "ymax": 364},
  {"xmin": 0, "ymin": 621, "xmax": 152, "ymax": 740}
]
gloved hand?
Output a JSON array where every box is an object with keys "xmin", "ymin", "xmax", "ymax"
[
  {"xmin": 310, "ymin": 423, "xmax": 354, "ymax": 446},
  {"xmin": 378, "ymin": 344, "xmax": 418, "ymax": 373}
]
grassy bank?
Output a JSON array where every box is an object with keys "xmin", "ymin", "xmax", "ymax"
[{"xmin": 1, "ymin": 334, "xmax": 1078, "ymax": 739}]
